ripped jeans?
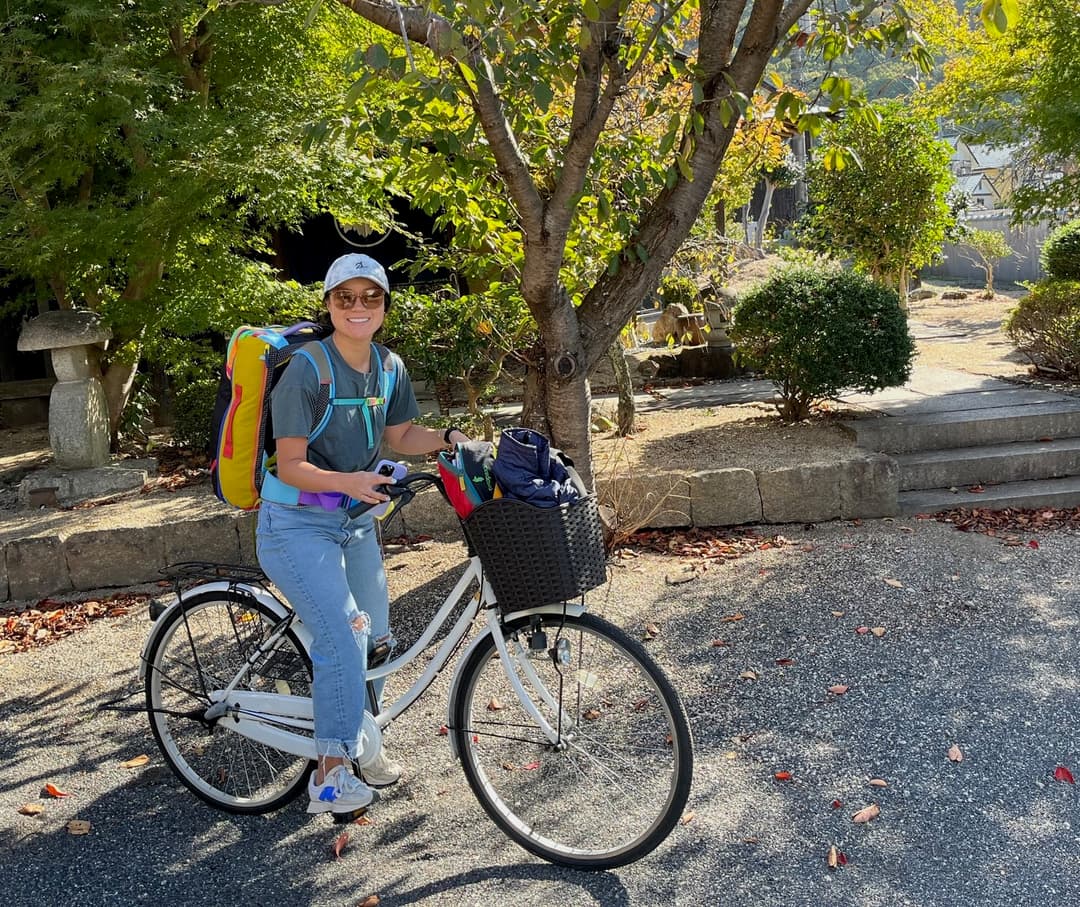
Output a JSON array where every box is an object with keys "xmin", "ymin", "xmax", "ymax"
[{"xmin": 256, "ymin": 501, "xmax": 389, "ymax": 761}]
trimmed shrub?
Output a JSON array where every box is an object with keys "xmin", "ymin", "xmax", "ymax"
[
  {"xmin": 1004, "ymin": 279, "xmax": 1080, "ymax": 377},
  {"xmin": 1041, "ymin": 220, "xmax": 1080, "ymax": 280},
  {"xmin": 730, "ymin": 267, "xmax": 914, "ymax": 421},
  {"xmin": 171, "ymin": 376, "xmax": 220, "ymax": 452}
]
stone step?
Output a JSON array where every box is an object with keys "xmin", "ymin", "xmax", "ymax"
[
  {"xmin": 843, "ymin": 401, "xmax": 1080, "ymax": 453},
  {"xmin": 895, "ymin": 438, "xmax": 1080, "ymax": 491},
  {"xmin": 899, "ymin": 475, "xmax": 1080, "ymax": 516}
]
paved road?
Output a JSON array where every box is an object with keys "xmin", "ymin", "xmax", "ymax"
[{"xmin": 2, "ymin": 517, "xmax": 1079, "ymax": 906}]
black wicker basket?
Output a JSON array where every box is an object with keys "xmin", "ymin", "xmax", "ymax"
[{"xmin": 461, "ymin": 495, "xmax": 608, "ymax": 611}]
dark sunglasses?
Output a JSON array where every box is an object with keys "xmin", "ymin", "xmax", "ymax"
[{"xmin": 329, "ymin": 288, "xmax": 385, "ymax": 310}]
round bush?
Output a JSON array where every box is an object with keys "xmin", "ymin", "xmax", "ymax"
[
  {"xmin": 730, "ymin": 267, "xmax": 914, "ymax": 420},
  {"xmin": 658, "ymin": 275, "xmax": 700, "ymax": 311},
  {"xmin": 1041, "ymin": 220, "xmax": 1080, "ymax": 280},
  {"xmin": 171, "ymin": 377, "xmax": 220, "ymax": 452},
  {"xmin": 1003, "ymin": 279, "xmax": 1080, "ymax": 377}
]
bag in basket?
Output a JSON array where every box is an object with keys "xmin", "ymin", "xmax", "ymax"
[{"xmin": 437, "ymin": 441, "xmax": 500, "ymax": 518}]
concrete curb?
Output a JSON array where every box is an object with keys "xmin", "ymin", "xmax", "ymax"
[{"xmin": 0, "ymin": 454, "xmax": 900, "ymax": 604}]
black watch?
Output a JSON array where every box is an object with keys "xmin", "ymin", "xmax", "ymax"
[{"xmin": 443, "ymin": 426, "xmax": 460, "ymax": 445}]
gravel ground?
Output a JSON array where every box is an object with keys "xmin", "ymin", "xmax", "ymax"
[{"xmin": 2, "ymin": 517, "xmax": 1079, "ymax": 907}]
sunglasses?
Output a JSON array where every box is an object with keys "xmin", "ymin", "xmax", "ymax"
[{"xmin": 329, "ymin": 288, "xmax": 386, "ymax": 310}]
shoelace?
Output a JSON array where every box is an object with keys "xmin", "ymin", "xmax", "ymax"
[{"xmin": 322, "ymin": 767, "xmax": 367, "ymax": 799}]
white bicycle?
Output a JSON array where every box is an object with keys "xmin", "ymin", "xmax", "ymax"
[{"xmin": 140, "ymin": 473, "xmax": 693, "ymax": 870}]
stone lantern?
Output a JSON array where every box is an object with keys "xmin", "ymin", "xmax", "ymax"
[
  {"xmin": 18, "ymin": 309, "xmax": 112, "ymax": 468},
  {"xmin": 16, "ymin": 309, "xmax": 148, "ymax": 506}
]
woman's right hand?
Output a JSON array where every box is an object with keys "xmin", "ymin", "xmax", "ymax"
[{"xmin": 340, "ymin": 470, "xmax": 397, "ymax": 506}]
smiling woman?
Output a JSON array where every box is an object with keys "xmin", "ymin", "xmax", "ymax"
[{"xmin": 254, "ymin": 253, "xmax": 471, "ymax": 817}]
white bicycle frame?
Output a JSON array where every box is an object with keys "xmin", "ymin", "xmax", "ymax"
[{"xmin": 141, "ymin": 555, "xmax": 586, "ymax": 764}]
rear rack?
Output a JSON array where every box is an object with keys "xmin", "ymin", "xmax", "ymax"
[{"xmin": 161, "ymin": 561, "xmax": 269, "ymax": 585}]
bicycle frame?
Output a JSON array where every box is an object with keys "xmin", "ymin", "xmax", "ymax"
[{"xmin": 141, "ymin": 555, "xmax": 586, "ymax": 764}]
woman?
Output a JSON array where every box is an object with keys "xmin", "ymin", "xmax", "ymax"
[{"xmin": 256, "ymin": 253, "xmax": 468, "ymax": 815}]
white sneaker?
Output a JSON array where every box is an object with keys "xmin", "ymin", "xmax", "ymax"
[
  {"xmin": 360, "ymin": 749, "xmax": 402, "ymax": 788},
  {"xmin": 307, "ymin": 764, "xmax": 374, "ymax": 814}
]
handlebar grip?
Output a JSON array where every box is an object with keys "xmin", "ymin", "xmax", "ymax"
[{"xmin": 344, "ymin": 472, "xmax": 440, "ymax": 519}]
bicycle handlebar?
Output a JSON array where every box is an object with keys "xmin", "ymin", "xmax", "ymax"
[{"xmin": 345, "ymin": 471, "xmax": 444, "ymax": 519}]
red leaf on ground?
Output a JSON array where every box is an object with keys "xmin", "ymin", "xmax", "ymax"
[
  {"xmin": 436, "ymin": 725, "xmax": 448, "ymax": 736},
  {"xmin": 968, "ymin": 485, "xmax": 986, "ymax": 493},
  {"xmin": 521, "ymin": 761, "xmax": 541, "ymax": 771},
  {"xmin": 1054, "ymin": 766, "xmax": 1075, "ymax": 784},
  {"xmin": 332, "ymin": 831, "xmax": 350, "ymax": 859},
  {"xmin": 43, "ymin": 783, "xmax": 70, "ymax": 799},
  {"xmin": 774, "ymin": 771, "xmax": 792, "ymax": 781},
  {"xmin": 1028, "ymin": 539, "xmax": 1039, "ymax": 549},
  {"xmin": 775, "ymin": 658, "xmax": 795, "ymax": 666},
  {"xmin": 855, "ymin": 626, "xmax": 869, "ymax": 635},
  {"xmin": 711, "ymin": 639, "xmax": 728, "ymax": 647},
  {"xmin": 831, "ymin": 799, "xmax": 843, "ymax": 809}
]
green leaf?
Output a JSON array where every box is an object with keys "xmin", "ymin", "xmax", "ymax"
[
  {"xmin": 583, "ymin": 0, "xmax": 601, "ymax": 21},
  {"xmin": 718, "ymin": 98, "xmax": 735, "ymax": 128},
  {"xmin": 675, "ymin": 152, "xmax": 694, "ymax": 181},
  {"xmin": 303, "ymin": 0, "xmax": 325, "ymax": 28},
  {"xmin": 364, "ymin": 43, "xmax": 391, "ymax": 70},
  {"xmin": 577, "ymin": 27, "xmax": 592, "ymax": 50},
  {"xmin": 457, "ymin": 61, "xmax": 479, "ymax": 94},
  {"xmin": 980, "ymin": 0, "xmax": 1018, "ymax": 37},
  {"xmin": 533, "ymin": 81, "xmax": 554, "ymax": 111}
]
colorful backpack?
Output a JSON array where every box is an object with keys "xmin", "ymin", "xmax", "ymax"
[
  {"xmin": 210, "ymin": 322, "xmax": 396, "ymax": 510},
  {"xmin": 437, "ymin": 441, "xmax": 501, "ymax": 518}
]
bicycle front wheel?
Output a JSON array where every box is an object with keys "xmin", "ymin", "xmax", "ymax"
[
  {"xmin": 144, "ymin": 590, "xmax": 314, "ymax": 813},
  {"xmin": 451, "ymin": 611, "xmax": 693, "ymax": 869}
]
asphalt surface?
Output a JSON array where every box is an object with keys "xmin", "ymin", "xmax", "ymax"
[{"xmin": 2, "ymin": 516, "xmax": 1079, "ymax": 906}]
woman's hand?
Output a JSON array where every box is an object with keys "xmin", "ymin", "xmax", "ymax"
[{"xmin": 339, "ymin": 470, "xmax": 397, "ymax": 506}]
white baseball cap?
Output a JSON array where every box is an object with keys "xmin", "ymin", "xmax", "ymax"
[{"xmin": 323, "ymin": 253, "xmax": 390, "ymax": 295}]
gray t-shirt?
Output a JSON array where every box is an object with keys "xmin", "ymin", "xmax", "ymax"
[{"xmin": 269, "ymin": 336, "xmax": 419, "ymax": 474}]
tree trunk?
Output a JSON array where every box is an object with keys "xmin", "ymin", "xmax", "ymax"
[
  {"xmin": 607, "ymin": 341, "xmax": 635, "ymax": 437},
  {"xmin": 101, "ymin": 353, "xmax": 141, "ymax": 448},
  {"xmin": 754, "ymin": 180, "xmax": 776, "ymax": 249}
]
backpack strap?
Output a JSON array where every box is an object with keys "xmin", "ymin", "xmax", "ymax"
[{"xmin": 291, "ymin": 341, "xmax": 336, "ymax": 442}]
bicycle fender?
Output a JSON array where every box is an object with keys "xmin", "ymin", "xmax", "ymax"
[
  {"xmin": 137, "ymin": 580, "xmax": 311, "ymax": 683},
  {"xmin": 445, "ymin": 602, "xmax": 587, "ymax": 762}
]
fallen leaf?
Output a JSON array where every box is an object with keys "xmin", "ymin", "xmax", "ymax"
[
  {"xmin": 501, "ymin": 761, "xmax": 516, "ymax": 771},
  {"xmin": 521, "ymin": 760, "xmax": 541, "ymax": 771},
  {"xmin": 831, "ymin": 799, "xmax": 843, "ymax": 810},
  {"xmin": 358, "ymin": 896, "xmax": 381, "ymax": 907},
  {"xmin": 644, "ymin": 622, "xmax": 661, "ymax": 638},
  {"xmin": 774, "ymin": 771, "xmax": 792, "ymax": 782},
  {"xmin": 884, "ymin": 578, "xmax": 903, "ymax": 588},
  {"xmin": 852, "ymin": 803, "xmax": 880, "ymax": 824},
  {"xmin": 724, "ymin": 751, "xmax": 738, "ymax": 760},
  {"xmin": 436, "ymin": 725, "xmax": 448, "ymax": 736},
  {"xmin": 870, "ymin": 627, "xmax": 887, "ymax": 638},
  {"xmin": 739, "ymin": 669, "xmax": 758, "ymax": 681},
  {"xmin": 66, "ymin": 819, "xmax": 91, "ymax": 835},
  {"xmin": 711, "ymin": 639, "xmax": 728, "ymax": 647},
  {"xmin": 17, "ymin": 803, "xmax": 44, "ymax": 816},
  {"xmin": 968, "ymin": 485, "xmax": 986, "ymax": 493},
  {"xmin": 582, "ymin": 708, "xmax": 601, "ymax": 720},
  {"xmin": 43, "ymin": 782, "xmax": 70, "ymax": 799},
  {"xmin": 855, "ymin": 626, "xmax": 870, "ymax": 635},
  {"xmin": 332, "ymin": 830, "xmax": 350, "ymax": 859},
  {"xmin": 353, "ymin": 816, "xmax": 372, "ymax": 826},
  {"xmin": 826, "ymin": 844, "xmax": 848, "ymax": 870},
  {"xmin": 948, "ymin": 744, "xmax": 964, "ymax": 763},
  {"xmin": 680, "ymin": 810, "xmax": 695, "ymax": 825},
  {"xmin": 830, "ymin": 610, "xmax": 845, "ymax": 618},
  {"xmin": 120, "ymin": 754, "xmax": 150, "ymax": 769},
  {"xmin": 720, "ymin": 613, "xmax": 746, "ymax": 623},
  {"xmin": 868, "ymin": 778, "xmax": 888, "ymax": 788},
  {"xmin": 775, "ymin": 658, "xmax": 795, "ymax": 666},
  {"xmin": 1054, "ymin": 766, "xmax": 1075, "ymax": 784},
  {"xmin": 828, "ymin": 684, "xmax": 849, "ymax": 695},
  {"xmin": 1028, "ymin": 539, "xmax": 1039, "ymax": 549},
  {"xmin": 486, "ymin": 697, "xmax": 503, "ymax": 712}
]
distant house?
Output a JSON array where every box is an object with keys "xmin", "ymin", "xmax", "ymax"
[
  {"xmin": 953, "ymin": 172, "xmax": 1000, "ymax": 210},
  {"xmin": 943, "ymin": 137, "xmax": 1045, "ymax": 210}
]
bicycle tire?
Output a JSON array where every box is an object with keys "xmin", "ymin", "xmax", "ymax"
[
  {"xmin": 144, "ymin": 590, "xmax": 314, "ymax": 814},
  {"xmin": 450, "ymin": 611, "xmax": 693, "ymax": 869}
]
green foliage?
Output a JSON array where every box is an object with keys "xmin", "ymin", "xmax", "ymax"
[
  {"xmin": 1004, "ymin": 279, "xmax": 1080, "ymax": 377},
  {"xmin": 1041, "ymin": 220, "xmax": 1080, "ymax": 280},
  {"xmin": 804, "ymin": 103, "xmax": 955, "ymax": 292},
  {"xmin": 963, "ymin": 228, "xmax": 1012, "ymax": 296},
  {"xmin": 658, "ymin": 275, "xmax": 700, "ymax": 312},
  {"xmin": 0, "ymin": 0, "xmax": 388, "ymax": 420},
  {"xmin": 171, "ymin": 377, "xmax": 221, "ymax": 452},
  {"xmin": 730, "ymin": 267, "xmax": 915, "ymax": 421}
]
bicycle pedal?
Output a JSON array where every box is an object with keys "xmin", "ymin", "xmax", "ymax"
[{"xmin": 331, "ymin": 802, "xmax": 374, "ymax": 824}]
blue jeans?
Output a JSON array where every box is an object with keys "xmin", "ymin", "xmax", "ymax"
[{"xmin": 256, "ymin": 501, "xmax": 389, "ymax": 760}]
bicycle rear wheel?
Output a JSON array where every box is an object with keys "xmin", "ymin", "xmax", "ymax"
[
  {"xmin": 451, "ymin": 611, "xmax": 693, "ymax": 869},
  {"xmin": 144, "ymin": 590, "xmax": 314, "ymax": 813}
]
